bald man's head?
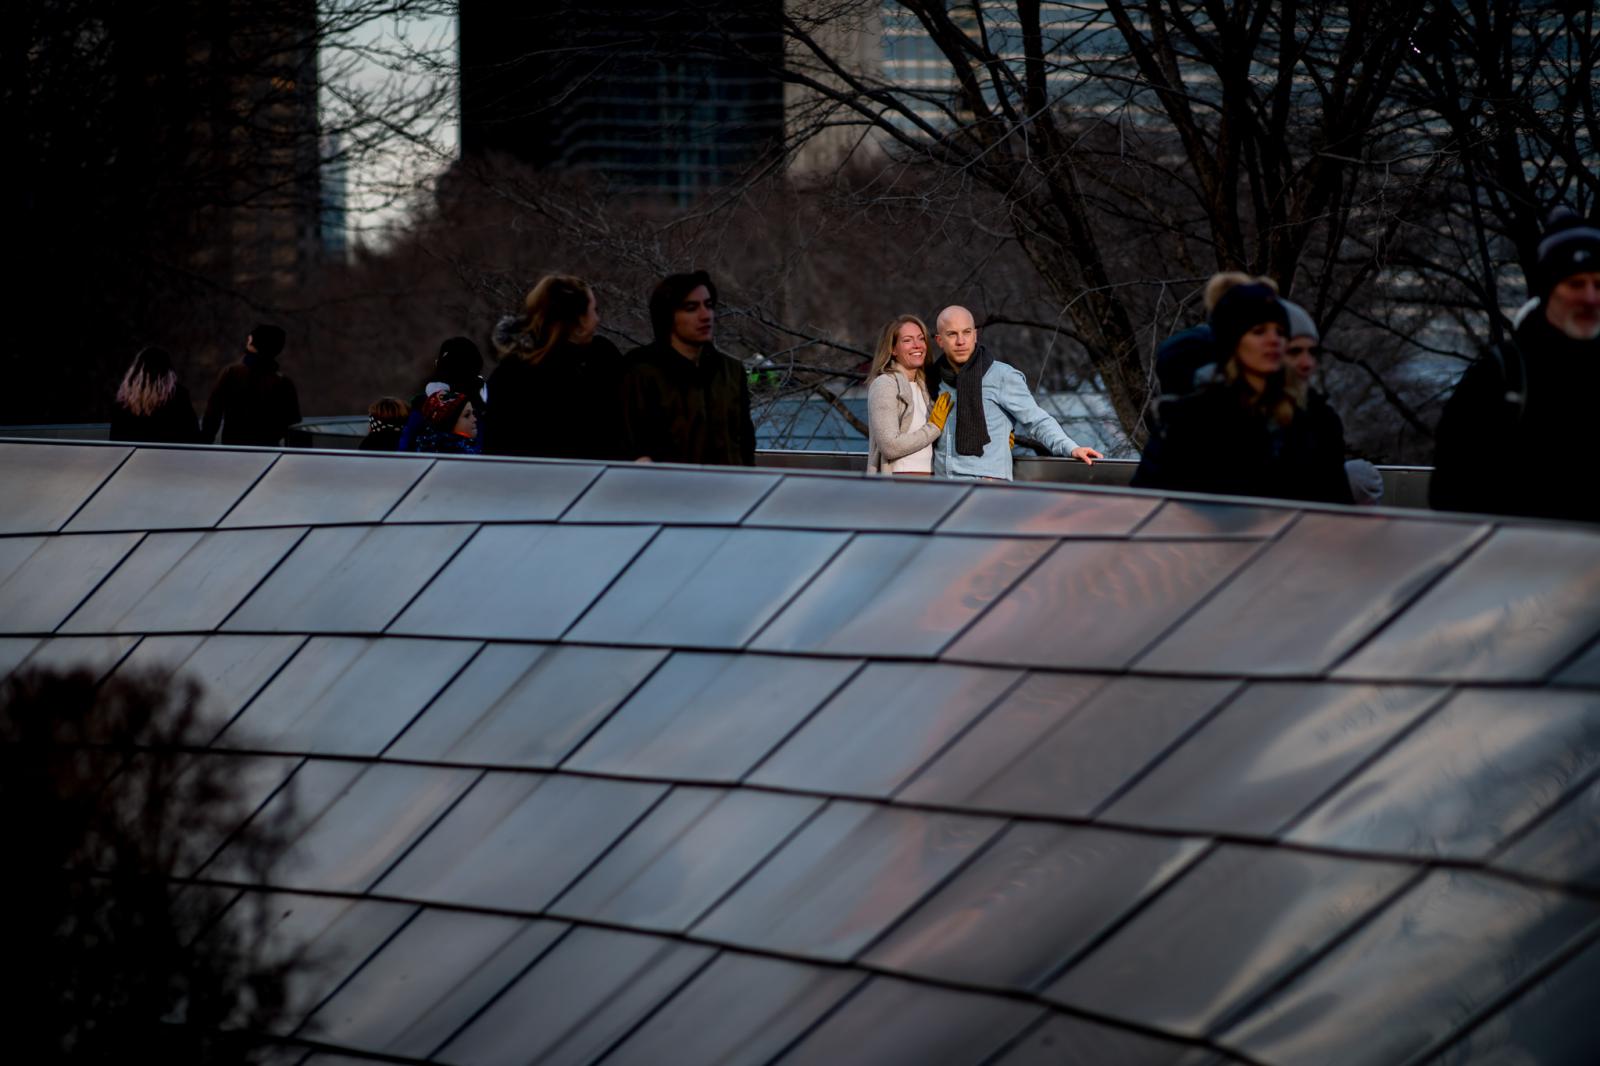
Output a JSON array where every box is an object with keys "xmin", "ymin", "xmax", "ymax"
[{"xmin": 935, "ymin": 305, "xmax": 978, "ymax": 364}]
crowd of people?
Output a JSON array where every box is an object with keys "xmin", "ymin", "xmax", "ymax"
[{"xmin": 108, "ymin": 206, "xmax": 1600, "ymax": 525}]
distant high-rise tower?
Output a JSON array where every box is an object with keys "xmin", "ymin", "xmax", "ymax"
[{"xmin": 458, "ymin": 1, "xmax": 784, "ymax": 203}]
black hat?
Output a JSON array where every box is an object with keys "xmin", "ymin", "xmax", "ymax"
[
  {"xmin": 248, "ymin": 324, "xmax": 286, "ymax": 360},
  {"xmin": 435, "ymin": 337, "xmax": 483, "ymax": 390},
  {"xmin": 1535, "ymin": 207, "xmax": 1600, "ymax": 297},
  {"xmin": 1209, "ymin": 283, "xmax": 1288, "ymax": 362}
]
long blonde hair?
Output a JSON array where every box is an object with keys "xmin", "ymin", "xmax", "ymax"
[
  {"xmin": 116, "ymin": 346, "xmax": 178, "ymax": 417},
  {"xmin": 495, "ymin": 275, "xmax": 593, "ymax": 365},
  {"xmin": 868, "ymin": 314, "xmax": 931, "ymax": 398}
]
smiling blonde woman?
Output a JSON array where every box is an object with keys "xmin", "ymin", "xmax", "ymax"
[{"xmin": 865, "ymin": 314, "xmax": 952, "ymax": 475}]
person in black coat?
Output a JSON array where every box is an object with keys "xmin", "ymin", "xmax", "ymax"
[
  {"xmin": 1134, "ymin": 283, "xmax": 1353, "ymax": 505},
  {"xmin": 201, "ymin": 324, "xmax": 308, "ymax": 446},
  {"xmin": 483, "ymin": 275, "xmax": 628, "ymax": 460},
  {"xmin": 1431, "ymin": 207, "xmax": 1600, "ymax": 523},
  {"xmin": 397, "ymin": 337, "xmax": 488, "ymax": 452},
  {"xmin": 621, "ymin": 270, "xmax": 754, "ymax": 466},
  {"xmin": 109, "ymin": 346, "xmax": 201, "ymax": 444}
]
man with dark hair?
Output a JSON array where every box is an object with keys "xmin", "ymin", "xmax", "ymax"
[
  {"xmin": 201, "ymin": 324, "xmax": 309, "ymax": 447},
  {"xmin": 621, "ymin": 270, "xmax": 755, "ymax": 465},
  {"xmin": 1431, "ymin": 207, "xmax": 1600, "ymax": 523}
]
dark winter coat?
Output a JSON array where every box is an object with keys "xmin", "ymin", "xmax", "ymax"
[
  {"xmin": 109, "ymin": 384, "xmax": 201, "ymax": 444},
  {"xmin": 412, "ymin": 428, "xmax": 481, "ymax": 455},
  {"xmin": 201, "ymin": 356, "xmax": 307, "ymax": 446},
  {"xmin": 482, "ymin": 337, "xmax": 628, "ymax": 460},
  {"xmin": 1133, "ymin": 381, "xmax": 1353, "ymax": 505},
  {"xmin": 1430, "ymin": 312, "xmax": 1600, "ymax": 523},
  {"xmin": 1154, "ymin": 322, "xmax": 1217, "ymax": 397},
  {"xmin": 358, "ymin": 427, "xmax": 403, "ymax": 451},
  {"xmin": 621, "ymin": 340, "xmax": 755, "ymax": 466}
]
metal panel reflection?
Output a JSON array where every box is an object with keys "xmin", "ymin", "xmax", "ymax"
[
  {"xmin": 567, "ymin": 527, "xmax": 850, "ymax": 649},
  {"xmin": 693, "ymin": 801, "xmax": 1002, "ymax": 960},
  {"xmin": 107, "ymin": 634, "xmax": 306, "ymax": 737},
  {"xmin": 552, "ymin": 787, "xmax": 821, "ymax": 932},
  {"xmin": 945, "ymin": 540, "xmax": 1257, "ymax": 669},
  {"xmin": 437, "ymin": 927, "xmax": 713, "ymax": 1066},
  {"xmin": 742, "ymin": 475, "xmax": 969, "ymax": 531},
  {"xmin": 0, "ymin": 532, "xmax": 143, "ymax": 633},
  {"xmin": 1046, "ymin": 845, "xmax": 1412, "ymax": 1035},
  {"xmin": 990, "ymin": 1015, "xmax": 1231, "ymax": 1066},
  {"xmin": 1289, "ymin": 688, "xmax": 1600, "ymax": 858},
  {"xmin": 1139, "ymin": 514, "xmax": 1487, "ymax": 675},
  {"xmin": 386, "ymin": 457, "xmax": 601, "ymax": 523},
  {"xmin": 1101, "ymin": 683, "xmax": 1447, "ymax": 836},
  {"xmin": 60, "ymin": 527, "xmax": 303, "ymax": 634},
  {"xmin": 564, "ymin": 652, "xmax": 862, "ymax": 782},
  {"xmin": 776, "ymin": 976, "xmax": 1042, "ymax": 1066},
  {"xmin": 865, "ymin": 823, "xmax": 1205, "ymax": 989},
  {"xmin": 938, "ymin": 485, "xmax": 1159, "ymax": 537},
  {"xmin": 219, "ymin": 452, "xmax": 429, "ymax": 528},
  {"xmin": 1218, "ymin": 871, "xmax": 1600, "ymax": 1066},
  {"xmin": 64, "ymin": 447, "xmax": 275, "ymax": 532},
  {"xmin": 387, "ymin": 643, "xmax": 668, "ymax": 768},
  {"xmin": 748, "ymin": 662, "xmax": 1020, "ymax": 797},
  {"xmin": 903, "ymin": 677, "xmax": 1238, "ymax": 818},
  {"xmin": 1426, "ymin": 932, "xmax": 1600, "ymax": 1066},
  {"xmin": 215, "ymin": 637, "xmax": 479, "ymax": 756},
  {"xmin": 374, "ymin": 773, "xmax": 666, "ymax": 911},
  {"xmin": 751, "ymin": 534, "xmax": 1052, "ymax": 658},
  {"xmin": 1134, "ymin": 499, "xmax": 1294, "ymax": 538},
  {"xmin": 224, "ymin": 523, "xmax": 475, "ymax": 633},
  {"xmin": 388, "ymin": 523, "xmax": 656, "ymax": 641},
  {"xmin": 1493, "ymin": 772, "xmax": 1600, "ymax": 890},
  {"xmin": 0, "ymin": 441, "xmax": 129, "ymax": 534},
  {"xmin": 562, "ymin": 465, "xmax": 779, "ymax": 524},
  {"xmin": 1336, "ymin": 525, "xmax": 1600, "ymax": 682}
]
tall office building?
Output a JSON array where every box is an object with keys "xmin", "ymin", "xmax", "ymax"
[{"xmin": 458, "ymin": 1, "xmax": 785, "ymax": 203}]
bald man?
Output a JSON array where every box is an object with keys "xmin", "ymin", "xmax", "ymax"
[{"xmin": 927, "ymin": 305, "xmax": 1102, "ymax": 480}]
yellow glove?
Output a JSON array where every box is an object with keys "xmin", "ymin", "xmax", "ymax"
[
  {"xmin": 1009, "ymin": 433, "xmax": 1016, "ymax": 449},
  {"xmin": 929, "ymin": 392, "xmax": 953, "ymax": 430}
]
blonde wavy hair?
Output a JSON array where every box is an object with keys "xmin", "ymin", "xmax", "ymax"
[
  {"xmin": 867, "ymin": 314, "xmax": 932, "ymax": 398},
  {"xmin": 495, "ymin": 275, "xmax": 593, "ymax": 365},
  {"xmin": 115, "ymin": 346, "xmax": 178, "ymax": 417}
]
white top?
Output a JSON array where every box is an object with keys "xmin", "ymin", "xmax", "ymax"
[{"xmin": 887, "ymin": 380, "xmax": 934, "ymax": 473}]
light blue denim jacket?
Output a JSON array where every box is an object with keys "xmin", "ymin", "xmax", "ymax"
[{"xmin": 931, "ymin": 359, "xmax": 1080, "ymax": 480}]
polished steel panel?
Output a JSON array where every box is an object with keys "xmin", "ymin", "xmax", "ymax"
[
  {"xmin": 750, "ymin": 534, "xmax": 1052, "ymax": 658},
  {"xmin": 866, "ymin": 823, "xmax": 1205, "ymax": 989},
  {"xmin": 1134, "ymin": 499, "xmax": 1294, "ymax": 538},
  {"xmin": 1336, "ymin": 526, "xmax": 1600, "ymax": 682},
  {"xmin": 600, "ymin": 952, "xmax": 862, "ymax": 1066},
  {"xmin": 551, "ymin": 787, "xmax": 821, "ymax": 932},
  {"xmin": 207, "ymin": 760, "xmax": 477, "ymax": 893},
  {"xmin": 1427, "ymin": 933, "xmax": 1600, "ymax": 1066},
  {"xmin": 0, "ymin": 532, "xmax": 142, "ymax": 633},
  {"xmin": 988, "ymin": 1015, "xmax": 1229, "ymax": 1066},
  {"xmin": 742, "ymin": 475, "xmax": 968, "ymax": 531},
  {"xmin": 64, "ymin": 447, "xmax": 275, "ymax": 532},
  {"xmin": 902, "ymin": 677, "xmax": 1238, "ymax": 817},
  {"xmin": 0, "ymin": 442, "xmax": 128, "ymax": 533},
  {"xmin": 108, "ymin": 634, "xmax": 305, "ymax": 737},
  {"xmin": 1555, "ymin": 636, "xmax": 1600, "ymax": 687},
  {"xmin": 1047, "ymin": 845, "xmax": 1412, "ymax": 1035},
  {"xmin": 1101, "ymin": 683, "xmax": 1446, "ymax": 835},
  {"xmin": 0, "ymin": 637, "xmax": 40, "ymax": 678},
  {"xmin": 60, "ymin": 528, "xmax": 303, "ymax": 634},
  {"xmin": 116, "ymin": 751, "xmax": 301, "ymax": 876},
  {"xmin": 209, "ymin": 891, "xmax": 414, "ymax": 1033},
  {"xmin": 562, "ymin": 465, "xmax": 779, "ymax": 524},
  {"xmin": 304, "ymin": 911, "xmax": 564, "ymax": 1058},
  {"xmin": 224, "ymin": 524, "xmax": 474, "ymax": 633},
  {"xmin": 1493, "ymin": 771, "xmax": 1600, "ymax": 890},
  {"xmin": 14, "ymin": 635, "xmax": 141, "ymax": 680},
  {"xmin": 386, "ymin": 457, "xmax": 601, "ymax": 523},
  {"xmin": 215, "ymin": 637, "xmax": 479, "ymax": 756},
  {"xmin": 1289, "ymin": 688, "xmax": 1600, "ymax": 858},
  {"xmin": 944, "ymin": 540, "xmax": 1256, "ymax": 669},
  {"xmin": 1219, "ymin": 871, "xmax": 1600, "ymax": 1066},
  {"xmin": 219, "ymin": 452, "xmax": 429, "ymax": 527},
  {"xmin": 374, "ymin": 772, "xmax": 666, "ymax": 911},
  {"xmin": 438, "ymin": 927, "xmax": 713, "ymax": 1066},
  {"xmin": 777, "ymin": 976, "xmax": 1042, "ymax": 1066},
  {"xmin": 388, "ymin": 523, "xmax": 656, "ymax": 640},
  {"xmin": 1139, "ymin": 514, "xmax": 1486, "ymax": 675},
  {"xmin": 564, "ymin": 652, "xmax": 862, "ymax": 782},
  {"xmin": 386, "ymin": 643, "xmax": 667, "ymax": 767},
  {"xmin": 937, "ymin": 485, "xmax": 1158, "ymax": 537},
  {"xmin": 693, "ymin": 801, "xmax": 1002, "ymax": 960},
  {"xmin": 748, "ymin": 662, "xmax": 1021, "ymax": 797},
  {"xmin": 567, "ymin": 527, "xmax": 849, "ymax": 649}
]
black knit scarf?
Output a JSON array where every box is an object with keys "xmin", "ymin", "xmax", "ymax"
[{"xmin": 935, "ymin": 345, "xmax": 995, "ymax": 456}]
